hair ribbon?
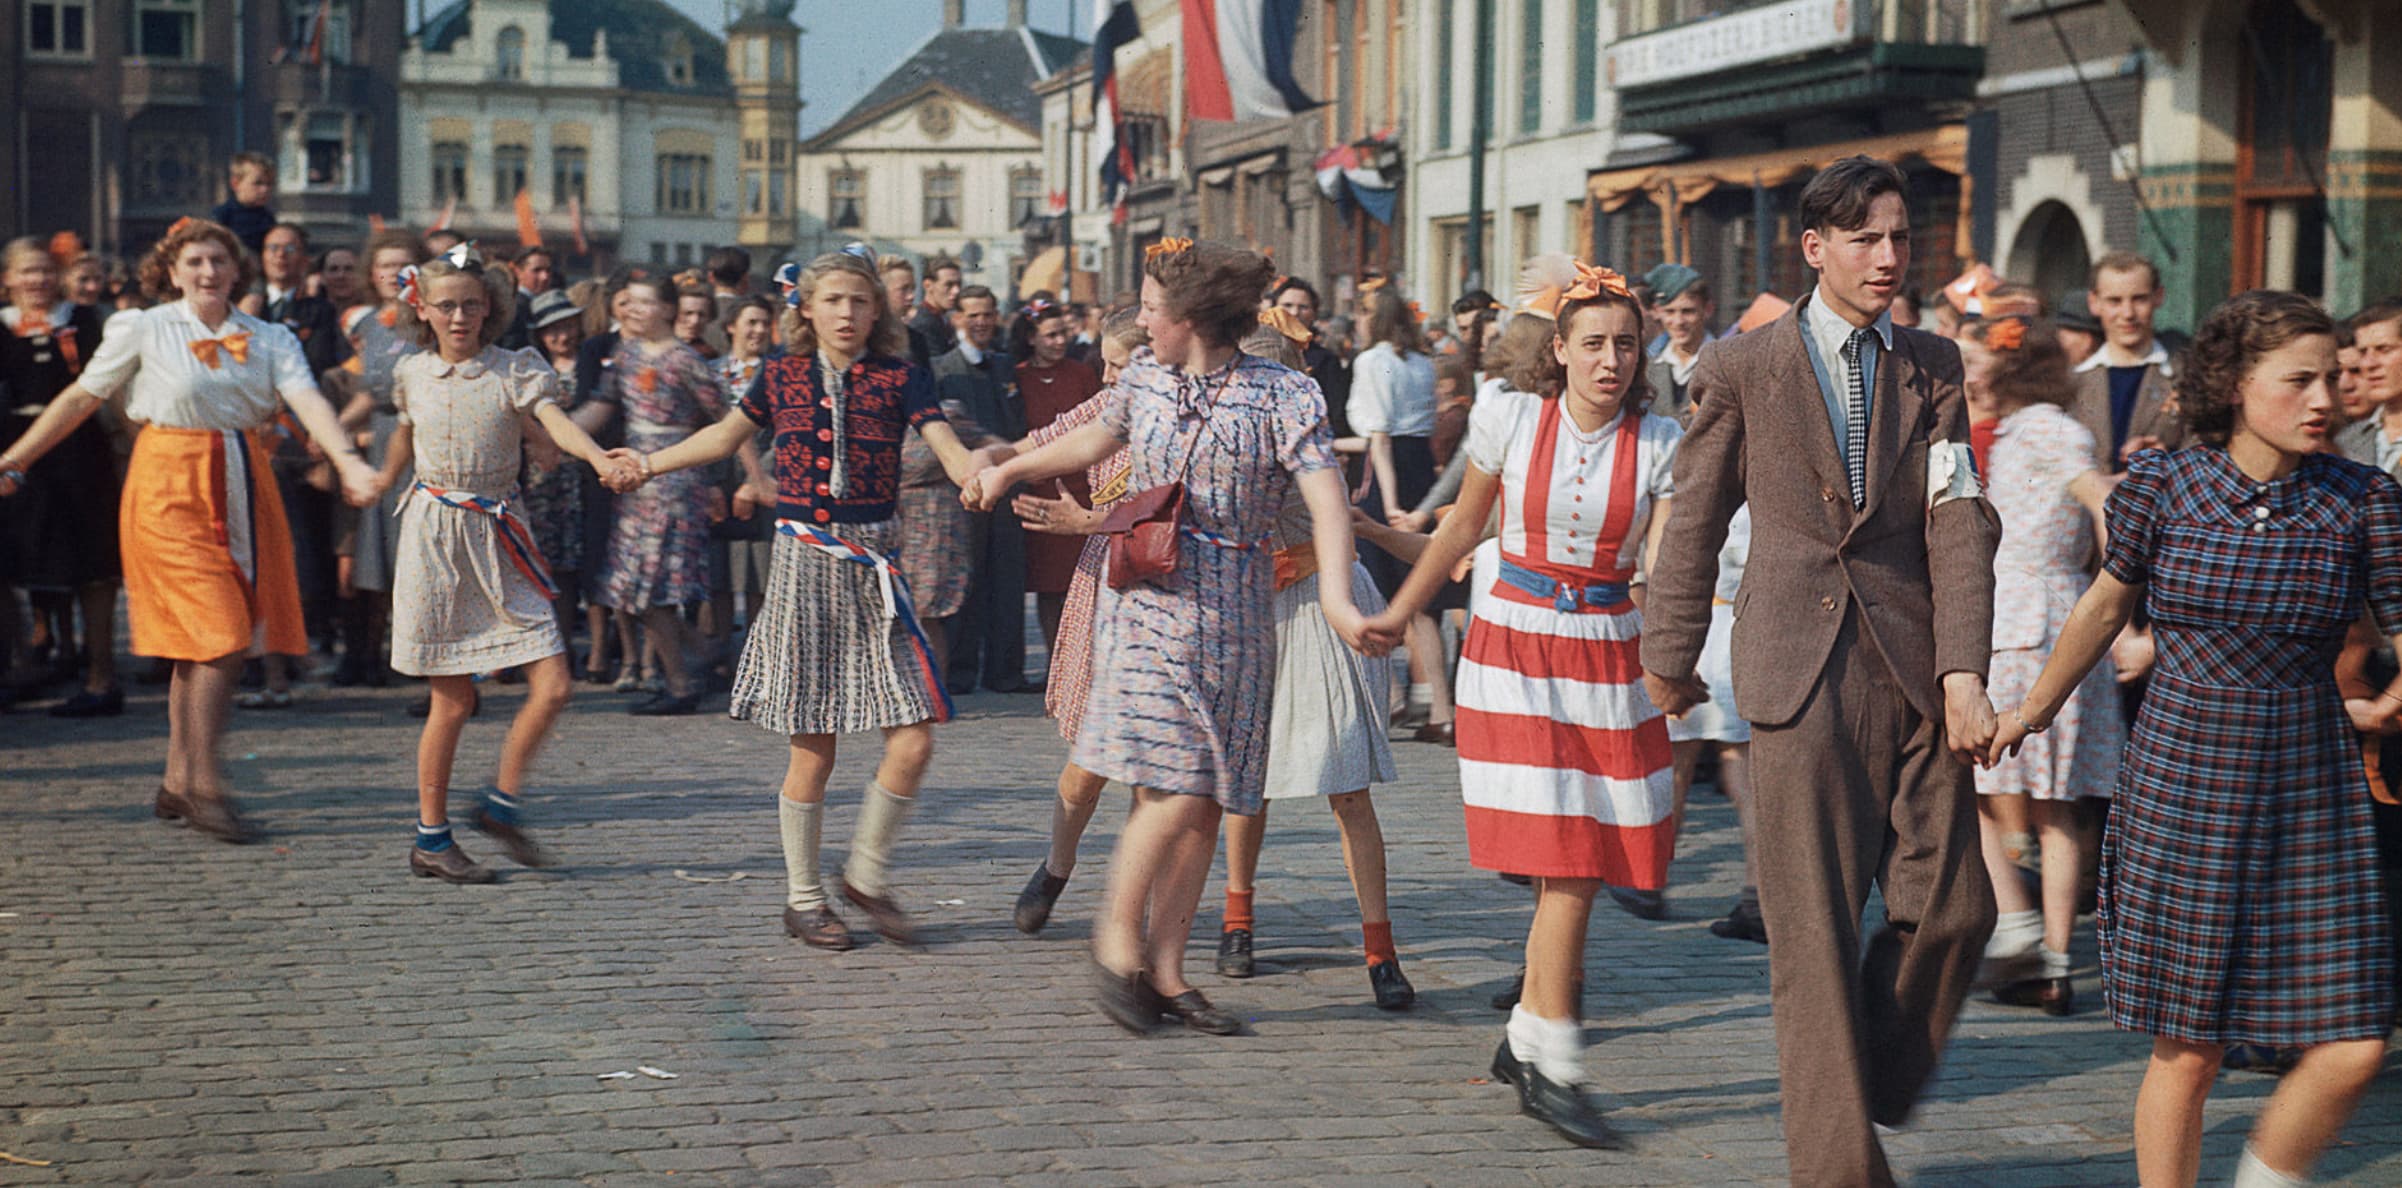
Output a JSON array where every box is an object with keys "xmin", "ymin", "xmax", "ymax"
[
  {"xmin": 1258, "ymin": 307, "xmax": 1312, "ymax": 346},
  {"xmin": 1144, "ymin": 237, "xmax": 1192, "ymax": 262},
  {"xmin": 1557, "ymin": 261, "xmax": 1632, "ymax": 315},
  {"xmin": 396, "ymin": 264, "xmax": 422, "ymax": 308}
]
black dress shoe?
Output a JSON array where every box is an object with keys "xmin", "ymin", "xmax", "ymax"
[
  {"xmin": 1491, "ymin": 1036, "xmax": 1527, "ymax": 1085},
  {"xmin": 1013, "ymin": 863, "xmax": 1070, "ymax": 934},
  {"xmin": 627, "ymin": 692, "xmax": 699, "ymax": 716},
  {"xmin": 469, "ymin": 806, "xmax": 549, "ymax": 868},
  {"xmin": 1151, "ymin": 981, "xmax": 1242, "ymax": 1035},
  {"xmin": 1369, "ymin": 960, "xmax": 1416, "ymax": 1011},
  {"xmin": 1412, "ymin": 721, "xmax": 1456, "ymax": 747},
  {"xmin": 1216, "ymin": 927, "xmax": 1255, "ymax": 978},
  {"xmin": 1518, "ymin": 1063, "xmax": 1625, "ymax": 1150},
  {"xmin": 1993, "ymin": 976, "xmax": 2075, "ymax": 1016},
  {"xmin": 838, "ymin": 878, "xmax": 915, "ymax": 944},
  {"xmin": 1093, "ymin": 961, "xmax": 1159, "ymax": 1035},
  {"xmin": 153, "ymin": 786, "xmax": 190, "ymax": 823},
  {"xmin": 783, "ymin": 905, "xmax": 855, "ymax": 950},
  {"xmin": 186, "ymin": 794, "xmax": 255, "ymax": 844},
  {"xmin": 50, "ymin": 687, "xmax": 124, "ymax": 718},
  {"xmin": 1708, "ymin": 902, "xmax": 1769, "ymax": 944},
  {"xmin": 1491, "ymin": 967, "xmax": 1525, "ymax": 1011},
  {"xmin": 1607, "ymin": 885, "xmax": 1667, "ymax": 920},
  {"xmin": 409, "ymin": 844, "xmax": 497, "ymax": 884}
]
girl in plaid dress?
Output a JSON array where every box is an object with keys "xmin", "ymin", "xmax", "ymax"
[{"xmin": 1993, "ymin": 291, "xmax": 2397, "ymax": 1188}]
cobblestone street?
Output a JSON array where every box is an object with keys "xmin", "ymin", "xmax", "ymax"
[{"xmin": 3, "ymin": 680, "xmax": 2398, "ymax": 1186}]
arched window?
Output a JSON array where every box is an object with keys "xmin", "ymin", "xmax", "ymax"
[{"xmin": 496, "ymin": 26, "xmax": 524, "ymax": 80}]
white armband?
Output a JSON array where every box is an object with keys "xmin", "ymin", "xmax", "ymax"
[{"xmin": 1927, "ymin": 439, "xmax": 1982, "ymax": 510}]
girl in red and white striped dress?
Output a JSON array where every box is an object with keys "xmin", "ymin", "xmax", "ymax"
[{"xmin": 1362, "ymin": 263, "xmax": 1678, "ymax": 1149}]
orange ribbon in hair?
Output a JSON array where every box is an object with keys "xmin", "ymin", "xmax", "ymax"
[
  {"xmin": 189, "ymin": 331, "xmax": 252, "ymax": 369},
  {"xmin": 1983, "ymin": 318, "xmax": 2027, "ymax": 351},
  {"xmin": 48, "ymin": 232, "xmax": 84, "ymax": 270},
  {"xmin": 1357, "ymin": 275, "xmax": 1388, "ymax": 294},
  {"xmin": 1258, "ymin": 307, "xmax": 1312, "ymax": 345},
  {"xmin": 1144, "ymin": 237, "xmax": 1193, "ymax": 262},
  {"xmin": 1556, "ymin": 262, "xmax": 1632, "ymax": 313},
  {"xmin": 1407, "ymin": 299, "xmax": 1426, "ymax": 324},
  {"xmin": 166, "ymin": 216, "xmax": 197, "ymax": 240}
]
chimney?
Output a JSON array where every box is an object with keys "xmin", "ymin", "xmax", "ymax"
[
  {"xmin": 942, "ymin": 0, "xmax": 965, "ymax": 28},
  {"xmin": 1006, "ymin": 0, "xmax": 1028, "ymax": 26}
]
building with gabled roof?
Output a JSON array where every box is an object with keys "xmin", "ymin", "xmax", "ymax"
[{"xmin": 794, "ymin": 0, "xmax": 1081, "ymax": 295}]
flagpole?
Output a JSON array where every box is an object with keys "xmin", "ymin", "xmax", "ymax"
[{"xmin": 1465, "ymin": 0, "xmax": 1494, "ymax": 292}]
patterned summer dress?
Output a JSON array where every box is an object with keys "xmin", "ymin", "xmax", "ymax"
[
  {"xmin": 1455, "ymin": 389, "xmax": 1680, "ymax": 883},
  {"xmin": 2100, "ymin": 446, "xmax": 2400, "ymax": 1045},
  {"xmin": 347, "ymin": 308, "xmax": 417, "ymax": 593},
  {"xmin": 518, "ymin": 353, "xmax": 590, "ymax": 574},
  {"xmin": 1979, "ymin": 402, "xmax": 2122, "ymax": 802},
  {"xmin": 1025, "ymin": 388, "xmax": 1132, "ymax": 743},
  {"xmin": 593, "ymin": 339, "xmax": 726, "ymax": 611},
  {"xmin": 1263, "ymin": 491, "xmax": 1394, "ymax": 800},
  {"xmin": 387, "ymin": 348, "xmax": 567, "ymax": 676},
  {"xmin": 1071, "ymin": 349, "xmax": 1338, "ymax": 814}
]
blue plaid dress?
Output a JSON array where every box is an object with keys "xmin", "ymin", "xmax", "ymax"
[{"xmin": 2100, "ymin": 447, "xmax": 2401, "ymax": 1046}]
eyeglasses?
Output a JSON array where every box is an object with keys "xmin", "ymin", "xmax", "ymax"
[
  {"xmin": 264, "ymin": 243, "xmax": 306, "ymax": 255},
  {"xmin": 427, "ymin": 300, "xmax": 488, "ymax": 319}
]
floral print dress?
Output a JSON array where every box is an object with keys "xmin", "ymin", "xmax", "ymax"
[{"xmin": 593, "ymin": 339, "xmax": 727, "ymax": 611}]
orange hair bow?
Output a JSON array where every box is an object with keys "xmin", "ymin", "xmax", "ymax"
[
  {"xmin": 1144, "ymin": 237, "xmax": 1193, "ymax": 262},
  {"xmin": 48, "ymin": 231, "xmax": 84, "ymax": 269},
  {"xmin": 1556, "ymin": 262, "xmax": 1632, "ymax": 313},
  {"xmin": 1407, "ymin": 299, "xmax": 1426, "ymax": 324},
  {"xmin": 1357, "ymin": 275, "xmax": 1389, "ymax": 294},
  {"xmin": 189, "ymin": 331, "xmax": 252, "ymax": 369},
  {"xmin": 166, "ymin": 216, "xmax": 197, "ymax": 240},
  {"xmin": 1984, "ymin": 318, "xmax": 2027, "ymax": 351},
  {"xmin": 1258, "ymin": 307, "xmax": 1312, "ymax": 345}
]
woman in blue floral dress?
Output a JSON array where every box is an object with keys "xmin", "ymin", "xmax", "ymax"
[
  {"xmin": 590, "ymin": 275, "xmax": 727, "ymax": 715},
  {"xmin": 1992, "ymin": 291, "xmax": 2397, "ymax": 1187},
  {"xmin": 965, "ymin": 240, "xmax": 1371, "ymax": 1037}
]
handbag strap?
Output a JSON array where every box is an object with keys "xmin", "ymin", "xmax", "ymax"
[{"xmin": 1163, "ymin": 353, "xmax": 1242, "ymax": 489}]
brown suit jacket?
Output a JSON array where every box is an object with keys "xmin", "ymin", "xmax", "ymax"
[
  {"xmin": 1640, "ymin": 303, "xmax": 2001, "ymax": 727},
  {"xmin": 2068, "ymin": 357, "xmax": 2182, "ymax": 471}
]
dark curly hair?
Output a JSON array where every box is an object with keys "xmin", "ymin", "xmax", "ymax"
[
  {"xmin": 2175, "ymin": 290, "xmax": 2337, "ymax": 447},
  {"xmin": 1143, "ymin": 240, "xmax": 1278, "ymax": 349},
  {"xmin": 1527, "ymin": 290, "xmax": 1653, "ymax": 416},
  {"xmin": 139, "ymin": 218, "xmax": 258, "ymax": 302}
]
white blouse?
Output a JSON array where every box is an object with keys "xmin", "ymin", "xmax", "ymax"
[
  {"xmin": 1463, "ymin": 387, "xmax": 1680, "ymax": 573},
  {"xmin": 77, "ymin": 300, "xmax": 318, "ymax": 431},
  {"xmin": 1347, "ymin": 342, "xmax": 1438, "ymax": 437}
]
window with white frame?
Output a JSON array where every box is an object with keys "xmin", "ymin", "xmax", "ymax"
[
  {"xmin": 551, "ymin": 145, "xmax": 587, "ymax": 207},
  {"xmin": 657, "ymin": 153, "xmax": 711, "ymax": 214},
  {"xmin": 432, "ymin": 141, "xmax": 470, "ymax": 204},
  {"xmin": 769, "ymin": 170, "xmax": 788, "ymax": 217},
  {"xmin": 496, "ymin": 26, "xmax": 525, "ymax": 80},
  {"xmin": 494, "ymin": 143, "xmax": 529, "ymax": 201},
  {"xmin": 829, "ymin": 168, "xmax": 864, "ymax": 230},
  {"xmin": 301, "ymin": 111, "xmax": 357, "ymax": 191},
  {"xmin": 1009, "ymin": 168, "xmax": 1044, "ymax": 228},
  {"xmin": 131, "ymin": 0, "xmax": 199, "ymax": 60},
  {"xmin": 28, "ymin": 0, "xmax": 93, "ymax": 57},
  {"xmin": 284, "ymin": 0, "xmax": 351, "ymax": 65},
  {"xmin": 922, "ymin": 168, "xmax": 960, "ymax": 231}
]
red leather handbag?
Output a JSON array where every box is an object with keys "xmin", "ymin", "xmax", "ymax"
[{"xmin": 1099, "ymin": 479, "xmax": 1186, "ymax": 590}]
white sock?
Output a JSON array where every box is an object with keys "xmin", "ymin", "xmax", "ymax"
[
  {"xmin": 1506, "ymin": 1005, "xmax": 1586, "ymax": 1086},
  {"xmin": 1985, "ymin": 908, "xmax": 2042, "ymax": 956},
  {"xmin": 2233, "ymin": 1144, "xmax": 2309, "ymax": 1188},
  {"xmin": 1407, "ymin": 682, "xmax": 1432, "ymax": 708},
  {"xmin": 843, "ymin": 782, "xmax": 917, "ymax": 897},
  {"xmin": 2040, "ymin": 944, "xmax": 2071, "ymax": 980},
  {"xmin": 778, "ymin": 796, "xmax": 825, "ymax": 911}
]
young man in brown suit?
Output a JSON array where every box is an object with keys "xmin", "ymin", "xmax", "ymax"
[
  {"xmin": 1639, "ymin": 156, "xmax": 2002, "ymax": 1188},
  {"xmin": 2069, "ymin": 251, "xmax": 2184, "ymax": 472}
]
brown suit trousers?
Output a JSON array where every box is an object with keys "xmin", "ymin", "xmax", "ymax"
[{"xmin": 1642, "ymin": 303, "xmax": 1999, "ymax": 1187}]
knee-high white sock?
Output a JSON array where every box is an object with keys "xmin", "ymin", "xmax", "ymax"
[
  {"xmin": 1985, "ymin": 908, "xmax": 2042, "ymax": 956},
  {"xmin": 1506, "ymin": 1004, "xmax": 1587, "ymax": 1086},
  {"xmin": 843, "ymin": 782, "xmax": 916, "ymax": 897},
  {"xmin": 2233, "ymin": 1145, "xmax": 2309, "ymax": 1188},
  {"xmin": 778, "ymin": 796, "xmax": 825, "ymax": 911}
]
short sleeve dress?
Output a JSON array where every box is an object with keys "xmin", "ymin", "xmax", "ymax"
[
  {"xmin": 345, "ymin": 309, "xmax": 418, "ymax": 594},
  {"xmin": 1455, "ymin": 389, "xmax": 1681, "ymax": 884},
  {"xmin": 592, "ymin": 340, "xmax": 727, "ymax": 612},
  {"xmin": 1071, "ymin": 349, "xmax": 1339, "ymax": 815},
  {"xmin": 2098, "ymin": 446, "xmax": 2400, "ymax": 1046},
  {"xmin": 1027, "ymin": 388, "xmax": 1132, "ymax": 743},
  {"xmin": 387, "ymin": 347, "xmax": 568, "ymax": 677}
]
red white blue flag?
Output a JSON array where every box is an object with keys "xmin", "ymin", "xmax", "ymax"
[
  {"xmin": 1182, "ymin": 0, "xmax": 1317, "ymax": 123},
  {"xmin": 1093, "ymin": 0, "xmax": 1141, "ymax": 221}
]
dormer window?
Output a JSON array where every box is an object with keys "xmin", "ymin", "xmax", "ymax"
[
  {"xmin": 496, "ymin": 26, "xmax": 524, "ymax": 80},
  {"xmin": 666, "ymin": 34, "xmax": 694, "ymax": 86}
]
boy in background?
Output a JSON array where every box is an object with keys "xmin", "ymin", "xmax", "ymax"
[{"xmin": 210, "ymin": 152, "xmax": 279, "ymax": 257}]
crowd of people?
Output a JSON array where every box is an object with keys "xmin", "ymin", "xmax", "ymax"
[{"xmin": 5, "ymin": 147, "xmax": 2400, "ymax": 1187}]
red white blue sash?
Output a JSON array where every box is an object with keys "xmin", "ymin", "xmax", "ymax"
[
  {"xmin": 412, "ymin": 482, "xmax": 559, "ymax": 598},
  {"xmin": 776, "ymin": 519, "xmax": 953, "ymax": 721}
]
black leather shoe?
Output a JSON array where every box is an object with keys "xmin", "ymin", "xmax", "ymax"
[
  {"xmin": 409, "ymin": 844, "xmax": 497, "ymax": 884},
  {"xmin": 1369, "ymin": 960, "xmax": 1416, "ymax": 1011},
  {"xmin": 1607, "ymin": 885, "xmax": 1667, "ymax": 920},
  {"xmin": 1093, "ymin": 960, "xmax": 1159, "ymax": 1035},
  {"xmin": 153, "ymin": 786, "xmax": 190, "ymax": 823},
  {"xmin": 1519, "ymin": 1064, "xmax": 1625, "ymax": 1150},
  {"xmin": 783, "ymin": 905, "xmax": 855, "ymax": 950},
  {"xmin": 1491, "ymin": 967, "xmax": 1525, "ymax": 1011},
  {"xmin": 627, "ymin": 692, "xmax": 699, "ymax": 716},
  {"xmin": 1491, "ymin": 1036, "xmax": 1526, "ymax": 1085},
  {"xmin": 1152, "ymin": 982, "xmax": 1242, "ymax": 1035},
  {"xmin": 1708, "ymin": 902, "xmax": 1769, "ymax": 944},
  {"xmin": 1993, "ymin": 976, "xmax": 2075, "ymax": 1016},
  {"xmin": 1013, "ymin": 863, "xmax": 1070, "ymax": 934},
  {"xmin": 186, "ymin": 794, "xmax": 255, "ymax": 844},
  {"xmin": 469, "ymin": 806, "xmax": 549, "ymax": 868},
  {"xmin": 50, "ymin": 687, "xmax": 124, "ymax": 718},
  {"xmin": 1216, "ymin": 927, "xmax": 1255, "ymax": 978},
  {"xmin": 838, "ymin": 878, "xmax": 915, "ymax": 944}
]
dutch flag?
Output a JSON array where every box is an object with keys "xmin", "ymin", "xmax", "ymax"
[{"xmin": 1182, "ymin": 0, "xmax": 1318, "ymax": 122}]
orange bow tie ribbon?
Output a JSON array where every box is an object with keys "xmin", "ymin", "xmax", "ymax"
[
  {"xmin": 13, "ymin": 314, "xmax": 49, "ymax": 340},
  {"xmin": 1983, "ymin": 318, "xmax": 2027, "ymax": 351},
  {"xmin": 1257, "ymin": 307, "xmax": 1312, "ymax": 345},
  {"xmin": 189, "ymin": 331, "xmax": 252, "ymax": 369},
  {"xmin": 1558, "ymin": 262, "xmax": 1632, "ymax": 312},
  {"xmin": 1145, "ymin": 236, "xmax": 1193, "ymax": 262}
]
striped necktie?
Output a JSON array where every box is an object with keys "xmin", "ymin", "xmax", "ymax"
[{"xmin": 1838, "ymin": 327, "xmax": 1872, "ymax": 507}]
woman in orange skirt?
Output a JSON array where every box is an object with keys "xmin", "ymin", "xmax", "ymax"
[{"xmin": 0, "ymin": 218, "xmax": 382, "ymax": 841}]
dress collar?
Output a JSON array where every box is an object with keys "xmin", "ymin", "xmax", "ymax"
[
  {"xmin": 2075, "ymin": 339, "xmax": 2172, "ymax": 375},
  {"xmin": 427, "ymin": 346, "xmax": 499, "ymax": 379},
  {"xmin": 2197, "ymin": 444, "xmax": 2310, "ymax": 511}
]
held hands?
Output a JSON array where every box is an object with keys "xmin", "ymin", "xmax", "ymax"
[
  {"xmin": 1643, "ymin": 670, "xmax": 1709, "ymax": 720},
  {"xmin": 1014, "ymin": 485, "xmax": 1099, "ymax": 535},
  {"xmin": 1324, "ymin": 602, "xmax": 1377, "ymax": 656},
  {"xmin": 703, "ymin": 487, "xmax": 729, "ymax": 524},
  {"xmin": 336, "ymin": 457, "xmax": 387, "ymax": 509},
  {"xmin": 598, "ymin": 448, "xmax": 649, "ymax": 493},
  {"xmin": 1943, "ymin": 673, "xmax": 2000, "ymax": 768},
  {"xmin": 959, "ymin": 465, "xmax": 1008, "ymax": 513},
  {"xmin": 731, "ymin": 481, "xmax": 773, "ymax": 522},
  {"xmin": 1353, "ymin": 607, "xmax": 1409, "ymax": 657}
]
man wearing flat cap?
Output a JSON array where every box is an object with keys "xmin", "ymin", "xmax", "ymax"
[{"xmin": 1644, "ymin": 263, "xmax": 1717, "ymax": 424}]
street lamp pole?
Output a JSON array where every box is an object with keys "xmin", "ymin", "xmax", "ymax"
[{"xmin": 1465, "ymin": 0, "xmax": 1493, "ymax": 293}]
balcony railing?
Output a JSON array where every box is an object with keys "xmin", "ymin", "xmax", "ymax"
[{"xmin": 1606, "ymin": 0, "xmax": 1988, "ymax": 133}]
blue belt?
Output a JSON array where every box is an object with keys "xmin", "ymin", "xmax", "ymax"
[{"xmin": 1497, "ymin": 557, "xmax": 1629, "ymax": 613}]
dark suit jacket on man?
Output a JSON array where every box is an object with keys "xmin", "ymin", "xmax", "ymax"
[
  {"xmin": 931, "ymin": 345, "xmax": 1029, "ymax": 689},
  {"xmin": 262, "ymin": 288, "xmax": 347, "ymax": 377},
  {"xmin": 2068, "ymin": 353, "xmax": 2182, "ymax": 472},
  {"xmin": 1643, "ymin": 304, "xmax": 2000, "ymax": 726}
]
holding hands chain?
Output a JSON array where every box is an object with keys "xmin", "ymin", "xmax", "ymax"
[{"xmin": 598, "ymin": 448, "xmax": 651, "ymax": 493}]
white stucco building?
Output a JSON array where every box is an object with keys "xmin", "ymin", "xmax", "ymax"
[{"xmin": 401, "ymin": 0, "xmax": 799, "ymax": 271}]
